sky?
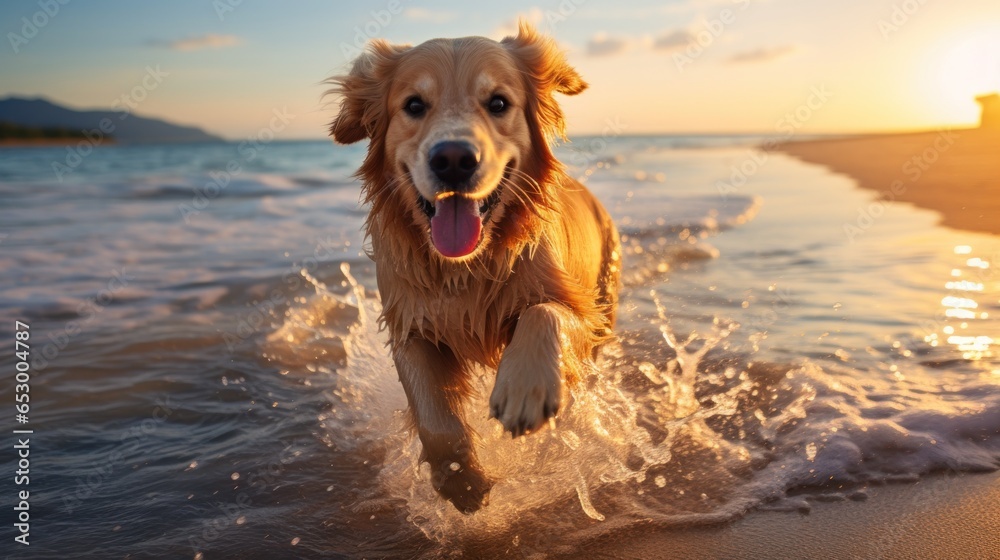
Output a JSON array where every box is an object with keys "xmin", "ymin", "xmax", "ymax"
[{"xmin": 2, "ymin": 0, "xmax": 999, "ymax": 140}]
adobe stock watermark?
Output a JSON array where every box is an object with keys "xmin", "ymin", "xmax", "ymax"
[
  {"xmin": 338, "ymin": 0, "xmax": 408, "ymax": 61},
  {"xmin": 568, "ymin": 117, "xmax": 628, "ymax": 170},
  {"xmin": 744, "ymin": 285, "xmax": 794, "ymax": 335},
  {"xmin": 7, "ymin": 0, "xmax": 71, "ymax": 54},
  {"xmin": 542, "ymin": 0, "xmax": 588, "ymax": 30},
  {"xmin": 213, "ymin": 0, "xmax": 244, "ymax": 21},
  {"xmin": 843, "ymin": 129, "xmax": 958, "ymax": 243},
  {"xmin": 188, "ymin": 446, "xmax": 296, "ymax": 554},
  {"xmin": 878, "ymin": 0, "xmax": 930, "ymax": 41},
  {"xmin": 223, "ymin": 234, "xmax": 344, "ymax": 352},
  {"xmin": 31, "ymin": 268, "xmax": 134, "ymax": 372},
  {"xmin": 61, "ymin": 397, "xmax": 174, "ymax": 514},
  {"xmin": 673, "ymin": 0, "xmax": 751, "ymax": 72},
  {"xmin": 51, "ymin": 65, "xmax": 169, "ymax": 182},
  {"xmin": 862, "ymin": 471, "xmax": 957, "ymax": 560},
  {"xmin": 178, "ymin": 107, "xmax": 295, "ymax": 223},
  {"xmin": 973, "ymin": 248, "xmax": 1000, "ymax": 284},
  {"xmin": 717, "ymin": 84, "xmax": 834, "ymax": 199}
]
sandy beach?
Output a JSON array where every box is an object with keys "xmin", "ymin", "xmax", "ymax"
[
  {"xmin": 780, "ymin": 128, "xmax": 1000, "ymax": 236},
  {"xmin": 576, "ymin": 471, "xmax": 1000, "ymax": 560}
]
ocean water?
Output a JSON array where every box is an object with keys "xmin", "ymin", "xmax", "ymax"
[{"xmin": 0, "ymin": 136, "xmax": 997, "ymax": 558}]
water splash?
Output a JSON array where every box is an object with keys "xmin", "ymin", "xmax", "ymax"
[
  {"xmin": 262, "ymin": 261, "xmax": 999, "ymax": 556},
  {"xmin": 272, "ymin": 266, "xmax": 759, "ymax": 543}
]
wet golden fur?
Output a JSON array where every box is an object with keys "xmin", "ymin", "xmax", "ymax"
[{"xmin": 328, "ymin": 22, "xmax": 620, "ymax": 513}]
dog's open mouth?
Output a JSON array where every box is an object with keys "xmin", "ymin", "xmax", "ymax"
[{"xmin": 415, "ymin": 165, "xmax": 510, "ymax": 259}]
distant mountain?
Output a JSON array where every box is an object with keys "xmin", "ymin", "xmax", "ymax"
[
  {"xmin": 0, "ymin": 97, "xmax": 224, "ymax": 144},
  {"xmin": 0, "ymin": 121, "xmax": 114, "ymax": 143}
]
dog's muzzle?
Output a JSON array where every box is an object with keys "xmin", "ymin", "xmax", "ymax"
[
  {"xmin": 413, "ymin": 153, "xmax": 509, "ymax": 260},
  {"xmin": 428, "ymin": 141, "xmax": 480, "ymax": 191}
]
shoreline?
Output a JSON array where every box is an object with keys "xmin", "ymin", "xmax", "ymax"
[
  {"xmin": 778, "ymin": 127, "xmax": 1000, "ymax": 236},
  {"xmin": 575, "ymin": 470, "xmax": 1000, "ymax": 559}
]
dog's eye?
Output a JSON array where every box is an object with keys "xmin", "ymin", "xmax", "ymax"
[
  {"xmin": 487, "ymin": 95, "xmax": 509, "ymax": 115},
  {"xmin": 404, "ymin": 97, "xmax": 426, "ymax": 117}
]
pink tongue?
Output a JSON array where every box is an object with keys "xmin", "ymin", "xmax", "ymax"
[{"xmin": 431, "ymin": 197, "xmax": 482, "ymax": 258}]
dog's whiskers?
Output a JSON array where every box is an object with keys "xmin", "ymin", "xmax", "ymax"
[{"xmin": 502, "ymin": 170, "xmax": 556, "ymax": 224}]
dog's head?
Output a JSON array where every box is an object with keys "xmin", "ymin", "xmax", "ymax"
[{"xmin": 329, "ymin": 22, "xmax": 586, "ymax": 261}]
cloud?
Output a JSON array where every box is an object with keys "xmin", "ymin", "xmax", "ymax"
[
  {"xmin": 586, "ymin": 32, "xmax": 629, "ymax": 57},
  {"xmin": 568, "ymin": 0, "xmax": 753, "ymax": 20},
  {"xmin": 653, "ymin": 29, "xmax": 695, "ymax": 52},
  {"xmin": 403, "ymin": 7, "xmax": 457, "ymax": 23},
  {"xmin": 152, "ymin": 34, "xmax": 242, "ymax": 52},
  {"xmin": 725, "ymin": 45, "xmax": 797, "ymax": 64},
  {"xmin": 493, "ymin": 8, "xmax": 545, "ymax": 39},
  {"xmin": 660, "ymin": 0, "xmax": 751, "ymax": 14}
]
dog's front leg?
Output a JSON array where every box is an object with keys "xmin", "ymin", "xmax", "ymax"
[
  {"xmin": 490, "ymin": 303, "xmax": 591, "ymax": 437},
  {"xmin": 394, "ymin": 337, "xmax": 492, "ymax": 513}
]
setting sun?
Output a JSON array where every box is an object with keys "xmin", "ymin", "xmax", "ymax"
[{"xmin": 928, "ymin": 25, "xmax": 1000, "ymax": 124}]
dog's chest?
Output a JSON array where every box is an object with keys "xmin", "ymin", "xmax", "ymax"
[{"xmin": 379, "ymin": 267, "xmax": 542, "ymax": 365}]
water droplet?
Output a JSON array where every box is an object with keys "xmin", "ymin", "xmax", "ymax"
[{"xmin": 231, "ymin": 472, "xmax": 240, "ymax": 480}]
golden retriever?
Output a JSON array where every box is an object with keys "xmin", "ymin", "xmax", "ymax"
[{"xmin": 328, "ymin": 22, "xmax": 620, "ymax": 513}]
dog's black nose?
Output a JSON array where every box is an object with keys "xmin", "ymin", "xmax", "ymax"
[{"xmin": 429, "ymin": 141, "xmax": 479, "ymax": 189}]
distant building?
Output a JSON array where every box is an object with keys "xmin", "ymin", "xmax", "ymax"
[{"xmin": 976, "ymin": 93, "xmax": 1000, "ymax": 129}]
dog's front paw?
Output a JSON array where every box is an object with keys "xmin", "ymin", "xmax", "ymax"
[
  {"xmin": 489, "ymin": 351, "xmax": 562, "ymax": 437},
  {"xmin": 431, "ymin": 458, "xmax": 492, "ymax": 514}
]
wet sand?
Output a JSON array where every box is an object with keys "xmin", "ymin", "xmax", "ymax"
[
  {"xmin": 578, "ymin": 471, "xmax": 1000, "ymax": 559},
  {"xmin": 779, "ymin": 128, "xmax": 1000, "ymax": 236}
]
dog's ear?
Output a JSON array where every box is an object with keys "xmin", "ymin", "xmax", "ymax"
[
  {"xmin": 502, "ymin": 21, "xmax": 587, "ymax": 141},
  {"xmin": 502, "ymin": 20, "xmax": 586, "ymax": 186},
  {"xmin": 328, "ymin": 40, "xmax": 410, "ymax": 144},
  {"xmin": 502, "ymin": 21, "xmax": 587, "ymax": 96}
]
